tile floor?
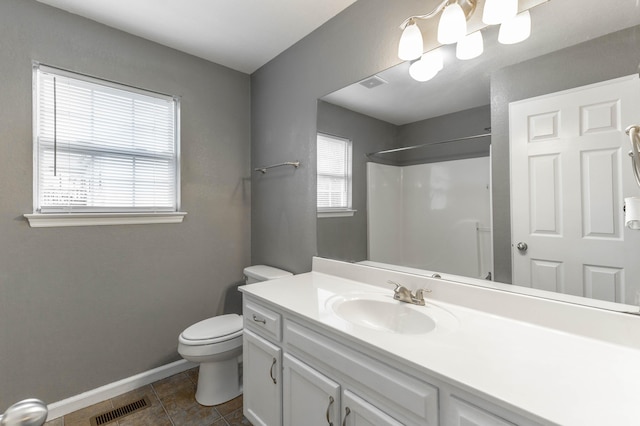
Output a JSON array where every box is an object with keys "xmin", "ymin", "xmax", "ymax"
[{"xmin": 44, "ymin": 368, "xmax": 252, "ymax": 426}]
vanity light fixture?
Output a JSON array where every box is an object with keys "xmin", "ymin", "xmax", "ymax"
[
  {"xmin": 399, "ymin": 0, "xmax": 539, "ymax": 81},
  {"xmin": 437, "ymin": 1, "xmax": 468, "ymax": 44},
  {"xmin": 398, "ymin": 18, "xmax": 424, "ymax": 60},
  {"xmin": 482, "ymin": 0, "xmax": 518, "ymax": 25}
]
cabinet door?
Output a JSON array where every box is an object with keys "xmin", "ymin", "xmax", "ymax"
[
  {"xmin": 243, "ymin": 329, "xmax": 282, "ymax": 426},
  {"xmin": 341, "ymin": 390, "xmax": 404, "ymax": 426},
  {"xmin": 449, "ymin": 396, "xmax": 516, "ymax": 426},
  {"xmin": 283, "ymin": 354, "xmax": 341, "ymax": 426}
]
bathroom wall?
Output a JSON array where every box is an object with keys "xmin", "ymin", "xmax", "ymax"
[
  {"xmin": 0, "ymin": 0, "xmax": 250, "ymax": 409},
  {"xmin": 316, "ymin": 101, "xmax": 397, "ymax": 262},
  {"xmin": 396, "ymin": 105, "xmax": 491, "ymax": 164},
  {"xmin": 250, "ymin": 0, "xmax": 495, "ymax": 274},
  {"xmin": 250, "ymin": 0, "xmax": 421, "ymax": 274}
]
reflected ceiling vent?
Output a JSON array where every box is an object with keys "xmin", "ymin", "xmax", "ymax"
[{"xmin": 359, "ymin": 75, "xmax": 388, "ymax": 89}]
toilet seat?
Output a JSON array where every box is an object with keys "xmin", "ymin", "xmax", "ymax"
[{"xmin": 179, "ymin": 314, "xmax": 243, "ymax": 346}]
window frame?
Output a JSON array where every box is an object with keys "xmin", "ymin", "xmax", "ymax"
[
  {"xmin": 316, "ymin": 132, "xmax": 356, "ymax": 218},
  {"xmin": 25, "ymin": 63, "xmax": 186, "ymax": 227}
]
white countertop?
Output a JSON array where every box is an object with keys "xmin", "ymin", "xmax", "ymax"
[{"xmin": 241, "ymin": 264, "xmax": 640, "ymax": 426}]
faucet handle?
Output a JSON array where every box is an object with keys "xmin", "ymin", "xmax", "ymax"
[
  {"xmin": 413, "ymin": 288, "xmax": 432, "ymax": 305},
  {"xmin": 386, "ymin": 280, "xmax": 402, "ymax": 291}
]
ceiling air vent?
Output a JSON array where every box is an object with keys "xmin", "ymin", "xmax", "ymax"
[
  {"xmin": 89, "ymin": 395, "xmax": 151, "ymax": 426},
  {"xmin": 358, "ymin": 75, "xmax": 387, "ymax": 89}
]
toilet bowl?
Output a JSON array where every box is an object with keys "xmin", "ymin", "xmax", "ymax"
[
  {"xmin": 178, "ymin": 265, "xmax": 292, "ymax": 406},
  {"xmin": 178, "ymin": 314, "xmax": 243, "ymax": 406}
]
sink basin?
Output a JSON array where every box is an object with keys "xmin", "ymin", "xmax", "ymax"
[{"xmin": 326, "ymin": 293, "xmax": 457, "ymax": 335}]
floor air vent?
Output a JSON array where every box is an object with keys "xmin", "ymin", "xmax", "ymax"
[{"xmin": 89, "ymin": 395, "xmax": 151, "ymax": 426}]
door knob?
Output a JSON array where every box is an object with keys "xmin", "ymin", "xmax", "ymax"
[{"xmin": 516, "ymin": 242, "xmax": 528, "ymax": 252}]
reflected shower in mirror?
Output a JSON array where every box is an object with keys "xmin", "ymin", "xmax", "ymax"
[{"xmin": 316, "ymin": 0, "xmax": 640, "ymax": 312}]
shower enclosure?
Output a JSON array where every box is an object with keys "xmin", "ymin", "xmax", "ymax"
[{"xmin": 367, "ymin": 154, "xmax": 492, "ymax": 279}]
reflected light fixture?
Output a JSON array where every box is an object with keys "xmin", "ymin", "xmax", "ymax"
[
  {"xmin": 456, "ymin": 30, "xmax": 484, "ymax": 60},
  {"xmin": 498, "ymin": 10, "xmax": 531, "ymax": 44},
  {"xmin": 409, "ymin": 48, "xmax": 445, "ymax": 82},
  {"xmin": 399, "ymin": 0, "xmax": 541, "ymax": 82}
]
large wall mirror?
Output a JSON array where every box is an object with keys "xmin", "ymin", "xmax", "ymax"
[{"xmin": 316, "ymin": 0, "xmax": 640, "ymax": 312}]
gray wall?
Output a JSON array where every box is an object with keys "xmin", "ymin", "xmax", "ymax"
[
  {"xmin": 396, "ymin": 105, "xmax": 491, "ymax": 164},
  {"xmin": 251, "ymin": 0, "xmax": 428, "ymax": 274},
  {"xmin": 490, "ymin": 25, "xmax": 640, "ymax": 283},
  {"xmin": 316, "ymin": 101, "xmax": 397, "ymax": 262},
  {"xmin": 0, "ymin": 0, "xmax": 250, "ymax": 408}
]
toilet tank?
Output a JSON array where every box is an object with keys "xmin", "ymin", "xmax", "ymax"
[{"xmin": 243, "ymin": 265, "xmax": 292, "ymax": 284}]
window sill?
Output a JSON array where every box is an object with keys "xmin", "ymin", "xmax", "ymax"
[
  {"xmin": 24, "ymin": 212, "xmax": 187, "ymax": 228},
  {"xmin": 317, "ymin": 209, "xmax": 357, "ymax": 218}
]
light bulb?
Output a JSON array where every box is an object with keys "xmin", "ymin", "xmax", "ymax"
[
  {"xmin": 498, "ymin": 10, "xmax": 531, "ymax": 44},
  {"xmin": 456, "ymin": 31, "xmax": 484, "ymax": 60},
  {"xmin": 398, "ymin": 20, "xmax": 424, "ymax": 61},
  {"xmin": 483, "ymin": 0, "xmax": 518, "ymax": 25},
  {"xmin": 409, "ymin": 49, "xmax": 444, "ymax": 82},
  {"xmin": 437, "ymin": 2, "xmax": 467, "ymax": 45}
]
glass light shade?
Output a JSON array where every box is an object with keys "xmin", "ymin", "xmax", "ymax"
[
  {"xmin": 398, "ymin": 20, "xmax": 424, "ymax": 60},
  {"xmin": 437, "ymin": 2, "xmax": 467, "ymax": 45},
  {"xmin": 498, "ymin": 10, "xmax": 531, "ymax": 44},
  {"xmin": 456, "ymin": 31, "xmax": 484, "ymax": 60},
  {"xmin": 409, "ymin": 49, "xmax": 444, "ymax": 82},
  {"xmin": 482, "ymin": 0, "xmax": 518, "ymax": 25}
]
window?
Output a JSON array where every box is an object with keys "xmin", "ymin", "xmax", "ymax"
[
  {"xmin": 317, "ymin": 133, "xmax": 354, "ymax": 217},
  {"xmin": 26, "ymin": 64, "xmax": 184, "ymax": 227}
]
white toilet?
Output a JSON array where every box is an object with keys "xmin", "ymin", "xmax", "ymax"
[{"xmin": 178, "ymin": 265, "xmax": 292, "ymax": 406}]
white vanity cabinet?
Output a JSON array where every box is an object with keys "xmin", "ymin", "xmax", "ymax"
[
  {"xmin": 243, "ymin": 300, "xmax": 284, "ymax": 426},
  {"xmin": 243, "ymin": 329, "xmax": 282, "ymax": 426},
  {"xmin": 282, "ymin": 354, "xmax": 340, "ymax": 426},
  {"xmin": 341, "ymin": 390, "xmax": 405, "ymax": 426},
  {"xmin": 243, "ymin": 294, "xmax": 540, "ymax": 426},
  {"xmin": 282, "ymin": 353, "xmax": 409, "ymax": 426},
  {"xmin": 447, "ymin": 396, "xmax": 516, "ymax": 426}
]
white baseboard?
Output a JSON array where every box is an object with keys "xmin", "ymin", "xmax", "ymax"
[{"xmin": 47, "ymin": 359, "xmax": 197, "ymax": 420}]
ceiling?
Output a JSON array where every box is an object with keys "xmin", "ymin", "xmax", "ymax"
[
  {"xmin": 35, "ymin": 0, "xmax": 357, "ymax": 74},
  {"xmin": 322, "ymin": 0, "xmax": 640, "ymax": 125}
]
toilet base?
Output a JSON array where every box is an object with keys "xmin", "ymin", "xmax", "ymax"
[{"xmin": 195, "ymin": 356, "xmax": 242, "ymax": 406}]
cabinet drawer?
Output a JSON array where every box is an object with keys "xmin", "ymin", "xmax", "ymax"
[
  {"xmin": 285, "ymin": 320, "xmax": 438, "ymax": 425},
  {"xmin": 449, "ymin": 396, "xmax": 516, "ymax": 426},
  {"xmin": 244, "ymin": 300, "xmax": 282, "ymax": 342}
]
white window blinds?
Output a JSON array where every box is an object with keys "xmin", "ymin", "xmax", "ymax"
[
  {"xmin": 317, "ymin": 133, "xmax": 352, "ymax": 211},
  {"xmin": 34, "ymin": 64, "xmax": 179, "ymax": 213}
]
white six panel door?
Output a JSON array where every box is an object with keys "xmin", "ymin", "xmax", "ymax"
[{"xmin": 510, "ymin": 75, "xmax": 640, "ymax": 304}]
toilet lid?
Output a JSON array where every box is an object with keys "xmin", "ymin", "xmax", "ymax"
[{"xmin": 182, "ymin": 314, "xmax": 242, "ymax": 341}]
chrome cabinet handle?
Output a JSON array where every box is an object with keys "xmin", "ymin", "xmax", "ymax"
[
  {"xmin": 342, "ymin": 407, "xmax": 350, "ymax": 426},
  {"xmin": 269, "ymin": 357, "xmax": 277, "ymax": 384},
  {"xmin": 252, "ymin": 314, "xmax": 266, "ymax": 324},
  {"xmin": 326, "ymin": 396, "xmax": 334, "ymax": 426}
]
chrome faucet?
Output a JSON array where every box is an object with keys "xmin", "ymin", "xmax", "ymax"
[{"xmin": 388, "ymin": 281, "xmax": 431, "ymax": 306}]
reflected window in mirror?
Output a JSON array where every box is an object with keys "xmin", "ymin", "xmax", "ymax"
[{"xmin": 317, "ymin": 133, "xmax": 354, "ymax": 218}]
